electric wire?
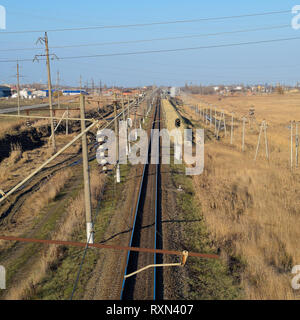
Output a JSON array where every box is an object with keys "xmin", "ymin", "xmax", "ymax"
[
  {"xmin": 1, "ymin": 36, "xmax": 299, "ymax": 63},
  {"xmin": 0, "ymin": 9, "xmax": 290, "ymax": 34}
]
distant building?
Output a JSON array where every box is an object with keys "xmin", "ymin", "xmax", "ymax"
[
  {"xmin": 19, "ymin": 89, "xmax": 32, "ymax": 99},
  {"xmin": 32, "ymin": 90, "xmax": 47, "ymax": 98},
  {"xmin": 0, "ymin": 86, "xmax": 11, "ymax": 98},
  {"xmin": 123, "ymin": 90, "xmax": 132, "ymax": 96},
  {"xmin": 170, "ymin": 87, "xmax": 179, "ymax": 98},
  {"xmin": 62, "ymin": 90, "xmax": 88, "ymax": 96}
]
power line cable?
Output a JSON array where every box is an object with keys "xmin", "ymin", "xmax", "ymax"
[
  {"xmin": 0, "ymin": 24, "xmax": 290, "ymax": 52},
  {"xmin": 1, "ymin": 36, "xmax": 299, "ymax": 63},
  {"xmin": 0, "ymin": 9, "xmax": 291, "ymax": 34}
]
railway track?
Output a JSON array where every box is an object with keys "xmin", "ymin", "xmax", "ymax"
[{"xmin": 120, "ymin": 96, "xmax": 162, "ymax": 300}]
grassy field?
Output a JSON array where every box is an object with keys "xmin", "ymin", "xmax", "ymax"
[{"xmin": 176, "ymin": 92, "xmax": 300, "ymax": 299}]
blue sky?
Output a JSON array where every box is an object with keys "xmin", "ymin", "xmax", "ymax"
[{"xmin": 0, "ymin": 0, "xmax": 299, "ymax": 87}]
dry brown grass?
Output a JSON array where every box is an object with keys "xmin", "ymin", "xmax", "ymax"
[
  {"xmin": 0, "ymin": 143, "xmax": 23, "ymax": 181},
  {"xmin": 0, "ymin": 120, "xmax": 25, "ymax": 140},
  {"xmin": 8, "ymin": 143, "xmax": 22, "ymax": 164},
  {"xmin": 179, "ymin": 93, "xmax": 300, "ymax": 300},
  {"xmin": 0, "ymin": 169, "xmax": 73, "ymax": 240},
  {"xmin": 186, "ymin": 92, "xmax": 300, "ymax": 125}
]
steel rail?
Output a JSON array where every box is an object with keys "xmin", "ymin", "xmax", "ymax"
[{"xmin": 119, "ymin": 99, "xmax": 157, "ymax": 300}]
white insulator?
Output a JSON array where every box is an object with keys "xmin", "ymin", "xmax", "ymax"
[
  {"xmin": 100, "ymin": 159, "xmax": 108, "ymax": 165},
  {"xmin": 98, "ymin": 145, "xmax": 105, "ymax": 150},
  {"xmin": 127, "ymin": 118, "xmax": 132, "ymax": 128}
]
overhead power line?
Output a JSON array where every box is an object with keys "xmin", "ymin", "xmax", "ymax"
[
  {"xmin": 0, "ymin": 24, "xmax": 290, "ymax": 52},
  {"xmin": 0, "ymin": 36, "xmax": 299, "ymax": 63},
  {"xmin": 0, "ymin": 9, "xmax": 291, "ymax": 34}
]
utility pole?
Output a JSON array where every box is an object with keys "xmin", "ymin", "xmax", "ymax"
[
  {"xmin": 80, "ymin": 75, "xmax": 82, "ymax": 92},
  {"xmin": 91, "ymin": 78, "xmax": 95, "ymax": 94},
  {"xmin": 122, "ymin": 95, "xmax": 125, "ymax": 122},
  {"xmin": 134, "ymin": 104, "xmax": 138, "ymax": 140},
  {"xmin": 66, "ymin": 105, "xmax": 69, "ymax": 135},
  {"xmin": 296, "ymin": 122, "xmax": 299, "ymax": 168},
  {"xmin": 291, "ymin": 121, "xmax": 294, "ymax": 170},
  {"xmin": 264, "ymin": 121, "xmax": 269, "ymax": 161},
  {"xmin": 114, "ymin": 94, "xmax": 120, "ymax": 183},
  {"xmin": 56, "ymin": 70, "xmax": 60, "ymax": 109},
  {"xmin": 222, "ymin": 111, "xmax": 227, "ymax": 137},
  {"xmin": 44, "ymin": 32, "xmax": 56, "ymax": 152},
  {"xmin": 121, "ymin": 94, "xmax": 128, "ymax": 156},
  {"xmin": 127, "ymin": 96, "xmax": 131, "ymax": 154},
  {"xmin": 230, "ymin": 113, "xmax": 234, "ymax": 145},
  {"xmin": 242, "ymin": 117, "xmax": 246, "ymax": 152},
  {"xmin": 16, "ymin": 62, "xmax": 21, "ymax": 116},
  {"xmin": 80, "ymin": 94, "xmax": 94, "ymax": 244},
  {"xmin": 254, "ymin": 120, "xmax": 269, "ymax": 161},
  {"xmin": 214, "ymin": 107, "xmax": 217, "ymax": 135}
]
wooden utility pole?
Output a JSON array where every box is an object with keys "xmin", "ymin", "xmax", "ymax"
[
  {"xmin": 66, "ymin": 105, "xmax": 69, "ymax": 135},
  {"xmin": 56, "ymin": 70, "xmax": 60, "ymax": 109},
  {"xmin": 114, "ymin": 94, "xmax": 120, "ymax": 183},
  {"xmin": 80, "ymin": 95, "xmax": 94, "ymax": 244},
  {"xmin": 91, "ymin": 78, "xmax": 95, "ymax": 94},
  {"xmin": 127, "ymin": 96, "xmax": 131, "ymax": 154},
  {"xmin": 214, "ymin": 107, "xmax": 217, "ymax": 135},
  {"xmin": 264, "ymin": 121, "xmax": 269, "ymax": 161},
  {"xmin": 296, "ymin": 122, "xmax": 299, "ymax": 168},
  {"xmin": 230, "ymin": 113, "xmax": 234, "ymax": 144},
  {"xmin": 242, "ymin": 117, "xmax": 247, "ymax": 152},
  {"xmin": 122, "ymin": 95, "xmax": 126, "ymax": 122},
  {"xmin": 222, "ymin": 111, "xmax": 227, "ymax": 137},
  {"xmin": 291, "ymin": 121, "xmax": 294, "ymax": 170},
  {"xmin": 44, "ymin": 32, "xmax": 56, "ymax": 152},
  {"xmin": 16, "ymin": 62, "xmax": 21, "ymax": 116},
  {"xmin": 134, "ymin": 105, "xmax": 137, "ymax": 132},
  {"xmin": 254, "ymin": 120, "xmax": 269, "ymax": 161}
]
